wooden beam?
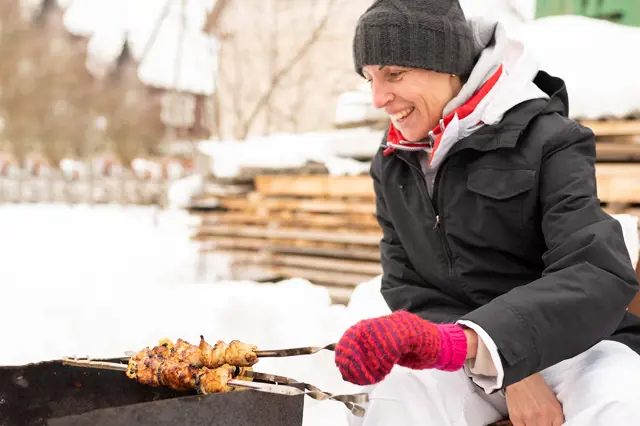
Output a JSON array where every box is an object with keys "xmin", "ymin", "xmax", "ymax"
[
  {"xmin": 194, "ymin": 224, "xmax": 382, "ymax": 245},
  {"xmin": 193, "ymin": 210, "xmax": 380, "ymax": 229},
  {"xmin": 219, "ymin": 195, "xmax": 377, "ymax": 215},
  {"xmin": 596, "ymin": 164, "xmax": 640, "ymax": 203},
  {"xmin": 254, "ymin": 174, "xmax": 375, "ymax": 198},
  {"xmin": 580, "ymin": 119, "xmax": 640, "ymax": 137},
  {"xmin": 196, "ymin": 237, "xmax": 381, "ymax": 261},
  {"xmin": 265, "ymin": 266, "xmax": 376, "ymax": 288},
  {"xmin": 596, "ymin": 143, "xmax": 640, "ymax": 161},
  {"xmin": 215, "ymin": 249, "xmax": 383, "ymax": 275}
]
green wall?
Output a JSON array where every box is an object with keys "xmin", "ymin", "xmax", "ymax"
[{"xmin": 536, "ymin": 0, "xmax": 640, "ymax": 27}]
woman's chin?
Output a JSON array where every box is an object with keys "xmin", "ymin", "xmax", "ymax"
[{"xmin": 397, "ymin": 128, "xmax": 427, "ymax": 142}]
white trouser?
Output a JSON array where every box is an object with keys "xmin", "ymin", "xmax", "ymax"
[{"xmin": 347, "ymin": 340, "xmax": 640, "ymax": 426}]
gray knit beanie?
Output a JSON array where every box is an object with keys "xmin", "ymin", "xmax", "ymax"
[{"xmin": 353, "ymin": 0, "xmax": 477, "ymax": 78}]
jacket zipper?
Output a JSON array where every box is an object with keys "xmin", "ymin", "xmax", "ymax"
[
  {"xmin": 397, "ymin": 155, "xmax": 454, "ymax": 277},
  {"xmin": 431, "ymin": 160, "xmax": 455, "ymax": 264}
]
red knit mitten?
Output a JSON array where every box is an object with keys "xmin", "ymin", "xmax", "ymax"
[{"xmin": 334, "ymin": 311, "xmax": 468, "ymax": 385}]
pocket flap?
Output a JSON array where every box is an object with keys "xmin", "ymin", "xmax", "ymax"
[{"xmin": 467, "ymin": 169, "xmax": 535, "ymax": 200}]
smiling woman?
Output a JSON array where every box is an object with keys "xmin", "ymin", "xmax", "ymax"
[{"xmin": 333, "ymin": 0, "xmax": 640, "ymax": 425}]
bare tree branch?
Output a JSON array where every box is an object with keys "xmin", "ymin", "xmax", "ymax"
[
  {"xmin": 203, "ymin": 0, "xmax": 231, "ymax": 34},
  {"xmin": 236, "ymin": 0, "xmax": 336, "ymax": 139}
]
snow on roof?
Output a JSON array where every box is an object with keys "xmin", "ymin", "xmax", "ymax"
[
  {"xmin": 197, "ymin": 127, "xmax": 384, "ymax": 178},
  {"xmin": 62, "ymin": 0, "xmax": 219, "ymax": 95}
]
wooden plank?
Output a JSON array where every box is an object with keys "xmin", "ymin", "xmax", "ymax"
[
  {"xmin": 219, "ymin": 196, "xmax": 377, "ymax": 215},
  {"xmin": 193, "ymin": 211, "xmax": 380, "ymax": 229},
  {"xmin": 596, "ymin": 143, "xmax": 640, "ymax": 161},
  {"xmin": 596, "ymin": 135, "xmax": 640, "ymax": 145},
  {"xmin": 596, "ymin": 164, "xmax": 640, "ymax": 203},
  {"xmin": 216, "ymin": 249, "xmax": 382, "ymax": 275},
  {"xmin": 196, "ymin": 237, "xmax": 381, "ymax": 261},
  {"xmin": 581, "ymin": 119, "xmax": 640, "ymax": 137},
  {"xmin": 194, "ymin": 224, "xmax": 382, "ymax": 245},
  {"xmin": 265, "ymin": 266, "xmax": 376, "ymax": 287},
  {"xmin": 254, "ymin": 174, "xmax": 375, "ymax": 198}
]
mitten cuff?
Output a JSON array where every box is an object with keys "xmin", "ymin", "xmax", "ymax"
[{"xmin": 433, "ymin": 324, "xmax": 468, "ymax": 371}]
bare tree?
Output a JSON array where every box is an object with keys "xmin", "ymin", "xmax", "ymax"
[{"xmin": 208, "ymin": 0, "xmax": 355, "ymax": 141}]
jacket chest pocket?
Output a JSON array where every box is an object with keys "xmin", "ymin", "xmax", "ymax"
[{"xmin": 464, "ymin": 168, "xmax": 536, "ymax": 233}]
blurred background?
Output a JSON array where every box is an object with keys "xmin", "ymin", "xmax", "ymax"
[{"xmin": 0, "ymin": 1, "xmax": 638, "ymax": 425}]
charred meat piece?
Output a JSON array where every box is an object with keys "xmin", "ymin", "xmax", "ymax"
[
  {"xmin": 197, "ymin": 364, "xmax": 236, "ymax": 394},
  {"xmin": 168, "ymin": 338, "xmax": 202, "ymax": 366},
  {"xmin": 199, "ymin": 336, "xmax": 259, "ymax": 368},
  {"xmin": 226, "ymin": 340, "xmax": 259, "ymax": 366}
]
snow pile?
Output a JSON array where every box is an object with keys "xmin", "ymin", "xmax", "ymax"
[
  {"xmin": 198, "ymin": 128, "xmax": 381, "ymax": 178},
  {"xmin": 62, "ymin": 0, "xmax": 219, "ymax": 95},
  {"xmin": 459, "ymin": 0, "xmax": 536, "ymax": 35},
  {"xmin": 334, "ymin": 83, "xmax": 387, "ymax": 127},
  {"xmin": 0, "ymin": 204, "xmax": 365, "ymax": 426},
  {"xmin": 518, "ymin": 15, "xmax": 640, "ymax": 120}
]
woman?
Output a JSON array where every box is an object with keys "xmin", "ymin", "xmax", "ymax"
[{"xmin": 334, "ymin": 1, "xmax": 640, "ymax": 425}]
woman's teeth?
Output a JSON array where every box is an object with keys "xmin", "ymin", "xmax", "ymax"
[{"xmin": 392, "ymin": 107, "xmax": 414, "ymax": 121}]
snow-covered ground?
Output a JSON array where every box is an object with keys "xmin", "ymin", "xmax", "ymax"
[
  {"xmin": 0, "ymin": 204, "xmax": 381, "ymax": 426},
  {"xmin": 0, "ymin": 204, "xmax": 636, "ymax": 425}
]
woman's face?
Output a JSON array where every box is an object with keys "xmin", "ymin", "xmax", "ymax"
[{"xmin": 362, "ymin": 65, "xmax": 462, "ymax": 142}]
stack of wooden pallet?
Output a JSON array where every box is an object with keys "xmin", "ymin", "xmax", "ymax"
[
  {"xmin": 189, "ymin": 119, "xmax": 640, "ymax": 303},
  {"xmin": 191, "ymin": 173, "xmax": 381, "ymax": 303},
  {"xmin": 586, "ymin": 119, "xmax": 640, "ymax": 217}
]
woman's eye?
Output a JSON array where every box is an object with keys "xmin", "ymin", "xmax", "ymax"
[{"xmin": 389, "ymin": 71, "xmax": 405, "ymax": 80}]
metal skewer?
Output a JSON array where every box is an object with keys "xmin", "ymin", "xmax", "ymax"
[
  {"xmin": 254, "ymin": 343, "xmax": 336, "ymax": 358},
  {"xmin": 61, "ymin": 356, "xmax": 367, "ymax": 417},
  {"xmin": 124, "ymin": 343, "xmax": 337, "ymax": 360}
]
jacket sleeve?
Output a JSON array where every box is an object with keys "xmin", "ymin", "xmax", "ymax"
[{"xmin": 459, "ymin": 119, "xmax": 639, "ymax": 388}]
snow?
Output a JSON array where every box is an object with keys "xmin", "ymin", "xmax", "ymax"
[
  {"xmin": 517, "ymin": 15, "xmax": 640, "ymax": 120},
  {"xmin": 0, "ymin": 204, "xmax": 637, "ymax": 425},
  {"xmin": 62, "ymin": 0, "xmax": 219, "ymax": 95},
  {"xmin": 197, "ymin": 128, "xmax": 381, "ymax": 178},
  {"xmin": 0, "ymin": 204, "xmax": 366, "ymax": 426}
]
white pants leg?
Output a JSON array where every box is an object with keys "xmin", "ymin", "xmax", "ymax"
[
  {"xmin": 348, "ymin": 366, "xmax": 507, "ymax": 426},
  {"xmin": 540, "ymin": 340, "xmax": 640, "ymax": 425},
  {"xmin": 347, "ymin": 340, "xmax": 640, "ymax": 426}
]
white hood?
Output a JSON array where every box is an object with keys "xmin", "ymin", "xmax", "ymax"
[{"xmin": 427, "ymin": 17, "xmax": 549, "ymax": 169}]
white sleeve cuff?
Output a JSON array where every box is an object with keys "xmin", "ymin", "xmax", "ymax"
[{"xmin": 456, "ymin": 320, "xmax": 505, "ymax": 394}]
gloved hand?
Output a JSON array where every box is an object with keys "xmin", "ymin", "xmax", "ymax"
[{"xmin": 334, "ymin": 310, "xmax": 468, "ymax": 385}]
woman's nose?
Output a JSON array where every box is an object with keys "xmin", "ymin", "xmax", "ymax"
[{"xmin": 371, "ymin": 81, "xmax": 393, "ymax": 109}]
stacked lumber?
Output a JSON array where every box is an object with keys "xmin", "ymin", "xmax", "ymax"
[
  {"xmin": 588, "ymin": 119, "xmax": 640, "ymax": 216},
  {"xmin": 191, "ymin": 174, "xmax": 382, "ymax": 303}
]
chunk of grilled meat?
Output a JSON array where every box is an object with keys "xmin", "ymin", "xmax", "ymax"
[{"xmin": 199, "ymin": 336, "xmax": 259, "ymax": 368}]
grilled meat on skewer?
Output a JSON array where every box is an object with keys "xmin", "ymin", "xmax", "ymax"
[
  {"xmin": 126, "ymin": 348, "xmax": 240, "ymax": 393},
  {"xmin": 128, "ymin": 336, "xmax": 259, "ymax": 370}
]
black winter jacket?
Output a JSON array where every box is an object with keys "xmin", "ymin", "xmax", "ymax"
[{"xmin": 371, "ymin": 71, "xmax": 640, "ymax": 388}]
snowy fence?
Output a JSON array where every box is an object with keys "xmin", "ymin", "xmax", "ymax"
[{"xmin": 0, "ymin": 175, "xmax": 174, "ymax": 205}]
